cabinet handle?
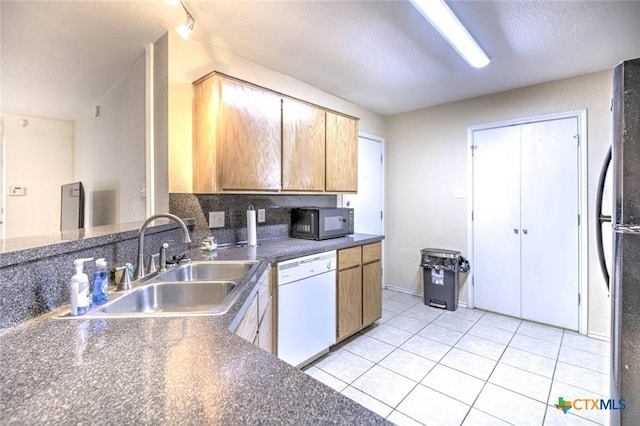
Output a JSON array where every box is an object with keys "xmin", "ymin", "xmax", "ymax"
[
  {"xmin": 514, "ymin": 229, "xmax": 519, "ymax": 234},
  {"xmin": 522, "ymin": 229, "xmax": 528, "ymax": 234}
]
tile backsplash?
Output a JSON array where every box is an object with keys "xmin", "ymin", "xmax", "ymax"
[
  {"xmin": 169, "ymin": 193, "xmax": 337, "ymax": 245},
  {"xmin": 0, "ymin": 224, "xmax": 192, "ymax": 332}
]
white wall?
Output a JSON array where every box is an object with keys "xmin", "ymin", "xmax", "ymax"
[
  {"xmin": 4, "ymin": 114, "xmax": 73, "ymax": 237},
  {"xmin": 385, "ymin": 71, "xmax": 612, "ymax": 337},
  {"xmin": 74, "ymin": 52, "xmax": 146, "ymax": 227},
  {"xmin": 163, "ymin": 31, "xmax": 386, "ymax": 193}
]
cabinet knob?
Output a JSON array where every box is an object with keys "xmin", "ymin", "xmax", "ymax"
[
  {"xmin": 523, "ymin": 229, "xmax": 528, "ymax": 234},
  {"xmin": 514, "ymin": 229, "xmax": 519, "ymax": 234}
]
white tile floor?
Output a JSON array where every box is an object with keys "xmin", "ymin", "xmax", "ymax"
[{"xmin": 305, "ymin": 289, "xmax": 611, "ymax": 426}]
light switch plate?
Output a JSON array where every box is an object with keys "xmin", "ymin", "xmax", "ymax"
[
  {"xmin": 9, "ymin": 186, "xmax": 26, "ymax": 196},
  {"xmin": 209, "ymin": 211, "xmax": 225, "ymax": 228},
  {"xmin": 258, "ymin": 209, "xmax": 265, "ymax": 223}
]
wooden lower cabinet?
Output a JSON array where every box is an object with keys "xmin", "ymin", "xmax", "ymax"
[
  {"xmin": 337, "ymin": 266, "xmax": 363, "ymax": 342},
  {"xmin": 336, "ymin": 242, "xmax": 383, "ymax": 342},
  {"xmin": 363, "ymin": 260, "xmax": 382, "ymax": 326}
]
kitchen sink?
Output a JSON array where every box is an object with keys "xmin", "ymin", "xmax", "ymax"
[
  {"xmin": 100, "ymin": 281, "xmax": 237, "ymax": 315},
  {"xmin": 156, "ymin": 260, "xmax": 257, "ymax": 282},
  {"xmin": 56, "ymin": 259, "xmax": 260, "ymax": 319}
]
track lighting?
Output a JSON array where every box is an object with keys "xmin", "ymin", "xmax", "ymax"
[{"xmin": 175, "ymin": 0, "xmax": 195, "ymax": 39}]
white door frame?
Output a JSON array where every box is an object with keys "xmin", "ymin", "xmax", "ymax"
[
  {"xmin": 340, "ymin": 131, "xmax": 385, "ymax": 285},
  {"xmin": 467, "ymin": 110, "xmax": 588, "ymax": 334}
]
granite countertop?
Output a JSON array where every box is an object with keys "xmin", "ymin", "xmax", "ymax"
[{"xmin": 0, "ymin": 234, "xmax": 390, "ymax": 425}]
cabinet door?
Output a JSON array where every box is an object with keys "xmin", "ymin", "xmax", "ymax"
[
  {"xmin": 193, "ymin": 76, "xmax": 223, "ymax": 193},
  {"xmin": 235, "ymin": 295, "xmax": 259, "ymax": 342},
  {"xmin": 220, "ymin": 79, "xmax": 282, "ymax": 191},
  {"xmin": 337, "ymin": 266, "xmax": 362, "ymax": 342},
  {"xmin": 362, "ymin": 260, "xmax": 382, "ymax": 326},
  {"xmin": 258, "ymin": 297, "xmax": 273, "ymax": 354},
  {"xmin": 326, "ymin": 112, "xmax": 358, "ymax": 192},
  {"xmin": 282, "ymin": 99, "xmax": 326, "ymax": 191}
]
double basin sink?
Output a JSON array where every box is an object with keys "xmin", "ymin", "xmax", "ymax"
[{"xmin": 59, "ymin": 260, "xmax": 259, "ymax": 319}]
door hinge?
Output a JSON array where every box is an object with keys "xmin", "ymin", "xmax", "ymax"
[
  {"xmin": 578, "ymin": 214, "xmax": 581, "ymax": 226},
  {"xmin": 380, "ymin": 210, "xmax": 383, "ymax": 220},
  {"xmin": 381, "ymin": 154, "xmax": 383, "ymax": 164},
  {"xmin": 578, "ymin": 293, "xmax": 581, "ymax": 305},
  {"xmin": 471, "ymin": 145, "xmax": 478, "ymax": 156},
  {"xmin": 472, "ymin": 275, "xmax": 475, "ymax": 287},
  {"xmin": 574, "ymin": 134, "xmax": 580, "ymax": 146},
  {"xmin": 471, "ymin": 211, "xmax": 474, "ymax": 221}
]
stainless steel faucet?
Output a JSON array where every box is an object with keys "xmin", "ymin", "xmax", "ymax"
[
  {"xmin": 159, "ymin": 242, "xmax": 169, "ymax": 272},
  {"xmin": 134, "ymin": 213, "xmax": 192, "ymax": 279}
]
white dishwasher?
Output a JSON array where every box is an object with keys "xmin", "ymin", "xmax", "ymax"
[{"xmin": 277, "ymin": 250, "xmax": 336, "ymax": 368}]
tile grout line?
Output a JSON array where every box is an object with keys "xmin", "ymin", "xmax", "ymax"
[
  {"xmin": 309, "ymin": 290, "xmax": 609, "ymax": 425},
  {"xmin": 541, "ymin": 328, "xmax": 565, "ymax": 426},
  {"xmin": 456, "ymin": 312, "xmax": 520, "ymax": 425}
]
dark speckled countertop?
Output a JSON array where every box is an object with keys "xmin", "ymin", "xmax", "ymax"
[{"xmin": 0, "ymin": 234, "xmax": 390, "ymax": 425}]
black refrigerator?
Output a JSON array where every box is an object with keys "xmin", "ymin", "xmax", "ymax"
[{"xmin": 610, "ymin": 57, "xmax": 640, "ymax": 425}]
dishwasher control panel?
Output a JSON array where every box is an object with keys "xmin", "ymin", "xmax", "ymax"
[{"xmin": 277, "ymin": 251, "xmax": 337, "ymax": 285}]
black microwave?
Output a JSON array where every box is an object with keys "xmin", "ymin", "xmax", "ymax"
[{"xmin": 291, "ymin": 208, "xmax": 354, "ymax": 240}]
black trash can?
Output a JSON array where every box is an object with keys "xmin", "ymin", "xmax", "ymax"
[{"xmin": 420, "ymin": 248, "xmax": 469, "ymax": 311}]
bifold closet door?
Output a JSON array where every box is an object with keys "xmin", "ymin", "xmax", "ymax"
[
  {"xmin": 520, "ymin": 118, "xmax": 579, "ymax": 330},
  {"xmin": 472, "ymin": 125, "xmax": 522, "ymax": 317}
]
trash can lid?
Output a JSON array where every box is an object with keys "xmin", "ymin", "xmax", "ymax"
[{"xmin": 420, "ymin": 248, "xmax": 461, "ymax": 258}]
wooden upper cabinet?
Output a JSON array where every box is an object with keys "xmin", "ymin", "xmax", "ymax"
[
  {"xmin": 326, "ymin": 112, "xmax": 358, "ymax": 192},
  {"xmin": 193, "ymin": 75, "xmax": 221, "ymax": 193},
  {"xmin": 193, "ymin": 72, "xmax": 359, "ymax": 194},
  {"xmin": 193, "ymin": 74, "xmax": 282, "ymax": 192},
  {"xmin": 282, "ymin": 99, "xmax": 326, "ymax": 191}
]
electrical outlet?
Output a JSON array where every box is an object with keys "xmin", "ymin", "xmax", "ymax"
[
  {"xmin": 258, "ymin": 209, "xmax": 266, "ymax": 223},
  {"xmin": 209, "ymin": 211, "xmax": 225, "ymax": 228}
]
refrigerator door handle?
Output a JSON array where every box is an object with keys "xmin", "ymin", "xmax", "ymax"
[
  {"xmin": 613, "ymin": 225, "xmax": 640, "ymax": 233},
  {"xmin": 595, "ymin": 145, "xmax": 612, "ymax": 291}
]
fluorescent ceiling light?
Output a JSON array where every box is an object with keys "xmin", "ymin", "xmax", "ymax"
[{"xmin": 411, "ymin": 0, "xmax": 490, "ymax": 68}]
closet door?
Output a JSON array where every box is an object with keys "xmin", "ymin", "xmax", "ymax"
[
  {"xmin": 520, "ymin": 117, "xmax": 579, "ymax": 330},
  {"xmin": 472, "ymin": 126, "xmax": 522, "ymax": 317}
]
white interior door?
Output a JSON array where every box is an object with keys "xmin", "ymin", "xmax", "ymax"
[
  {"xmin": 520, "ymin": 118, "xmax": 579, "ymax": 330},
  {"xmin": 343, "ymin": 135, "xmax": 383, "ymax": 235},
  {"xmin": 472, "ymin": 116, "xmax": 580, "ymax": 330},
  {"xmin": 472, "ymin": 125, "xmax": 522, "ymax": 317}
]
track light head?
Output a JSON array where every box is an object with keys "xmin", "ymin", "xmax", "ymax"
[{"xmin": 175, "ymin": 0, "xmax": 195, "ymax": 39}]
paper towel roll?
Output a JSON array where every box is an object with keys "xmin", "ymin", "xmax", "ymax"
[{"xmin": 247, "ymin": 206, "xmax": 257, "ymax": 247}]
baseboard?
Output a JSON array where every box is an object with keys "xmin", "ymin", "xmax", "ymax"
[
  {"xmin": 384, "ymin": 285, "xmax": 467, "ymax": 309},
  {"xmin": 587, "ymin": 331, "xmax": 610, "ymax": 342},
  {"xmin": 384, "ymin": 284, "xmax": 420, "ymax": 296}
]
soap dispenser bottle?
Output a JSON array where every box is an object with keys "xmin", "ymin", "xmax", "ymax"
[
  {"xmin": 92, "ymin": 258, "xmax": 109, "ymax": 306},
  {"xmin": 70, "ymin": 257, "xmax": 93, "ymax": 316}
]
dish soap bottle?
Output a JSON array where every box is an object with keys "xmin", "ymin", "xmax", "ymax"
[
  {"xmin": 70, "ymin": 257, "xmax": 93, "ymax": 316},
  {"xmin": 92, "ymin": 258, "xmax": 109, "ymax": 306}
]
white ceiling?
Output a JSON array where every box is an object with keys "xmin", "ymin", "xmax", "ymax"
[{"xmin": 3, "ymin": 0, "xmax": 640, "ymax": 120}]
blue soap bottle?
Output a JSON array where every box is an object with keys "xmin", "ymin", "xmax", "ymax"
[{"xmin": 92, "ymin": 258, "xmax": 109, "ymax": 305}]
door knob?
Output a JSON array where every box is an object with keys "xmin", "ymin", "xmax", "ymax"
[
  {"xmin": 513, "ymin": 229, "xmax": 519, "ymax": 234},
  {"xmin": 523, "ymin": 229, "xmax": 528, "ymax": 234}
]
